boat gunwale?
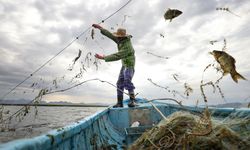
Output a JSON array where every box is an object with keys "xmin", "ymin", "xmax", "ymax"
[{"xmin": 0, "ymin": 107, "xmax": 110, "ymax": 150}]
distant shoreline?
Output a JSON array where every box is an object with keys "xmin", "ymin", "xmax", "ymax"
[{"xmin": 0, "ymin": 103, "xmax": 109, "ymax": 107}]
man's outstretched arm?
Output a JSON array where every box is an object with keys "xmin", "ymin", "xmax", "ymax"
[
  {"xmin": 104, "ymin": 48, "xmax": 132, "ymax": 62},
  {"xmin": 95, "ymin": 49, "xmax": 131, "ymax": 62},
  {"xmin": 92, "ymin": 24, "xmax": 117, "ymax": 43}
]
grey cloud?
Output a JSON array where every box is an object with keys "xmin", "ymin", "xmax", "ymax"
[
  {"xmin": 0, "ymin": 1, "xmax": 18, "ymax": 13},
  {"xmin": 33, "ymin": 0, "xmax": 62, "ymax": 21},
  {"xmin": 0, "ymin": 0, "xmax": 250, "ymax": 104}
]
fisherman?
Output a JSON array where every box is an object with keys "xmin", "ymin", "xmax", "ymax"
[{"xmin": 92, "ymin": 24, "xmax": 136, "ymax": 108}]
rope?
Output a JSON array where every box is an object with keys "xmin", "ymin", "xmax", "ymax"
[
  {"xmin": 0, "ymin": 0, "xmax": 133, "ymax": 100},
  {"xmin": 100, "ymin": 0, "xmax": 132, "ymax": 23},
  {"xmin": 48, "ymin": 78, "xmax": 129, "ymax": 97},
  {"xmin": 144, "ymin": 98, "xmax": 167, "ymax": 121},
  {"xmin": 145, "ymin": 136, "xmax": 160, "ymax": 149},
  {"xmin": 158, "ymin": 128, "xmax": 176, "ymax": 148}
]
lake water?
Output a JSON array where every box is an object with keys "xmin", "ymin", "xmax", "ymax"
[{"xmin": 0, "ymin": 106, "xmax": 105, "ymax": 143}]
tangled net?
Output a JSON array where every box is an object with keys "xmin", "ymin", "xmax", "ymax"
[{"xmin": 129, "ymin": 110, "xmax": 250, "ymax": 150}]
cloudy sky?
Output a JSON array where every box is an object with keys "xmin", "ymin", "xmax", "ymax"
[{"xmin": 0, "ymin": 0, "xmax": 250, "ymax": 105}]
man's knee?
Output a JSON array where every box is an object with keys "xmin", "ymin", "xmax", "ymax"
[{"xmin": 116, "ymin": 80, "xmax": 123, "ymax": 87}]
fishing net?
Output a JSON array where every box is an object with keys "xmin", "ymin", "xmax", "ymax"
[{"xmin": 129, "ymin": 110, "xmax": 250, "ymax": 150}]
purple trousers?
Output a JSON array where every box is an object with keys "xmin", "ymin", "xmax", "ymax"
[{"xmin": 117, "ymin": 66, "xmax": 135, "ymax": 97}]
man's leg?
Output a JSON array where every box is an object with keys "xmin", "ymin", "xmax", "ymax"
[
  {"xmin": 114, "ymin": 67, "xmax": 125, "ymax": 108},
  {"xmin": 124, "ymin": 67, "xmax": 136, "ymax": 107}
]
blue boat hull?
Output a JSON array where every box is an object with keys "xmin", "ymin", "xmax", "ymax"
[{"xmin": 1, "ymin": 98, "xmax": 249, "ymax": 150}]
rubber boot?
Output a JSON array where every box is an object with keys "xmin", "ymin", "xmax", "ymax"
[
  {"xmin": 128, "ymin": 93, "xmax": 136, "ymax": 107},
  {"xmin": 113, "ymin": 95, "xmax": 123, "ymax": 108}
]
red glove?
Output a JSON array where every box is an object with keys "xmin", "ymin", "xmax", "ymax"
[
  {"xmin": 95, "ymin": 53, "xmax": 105, "ymax": 59},
  {"xmin": 92, "ymin": 24, "xmax": 102, "ymax": 29}
]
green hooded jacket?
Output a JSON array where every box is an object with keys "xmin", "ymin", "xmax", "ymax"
[{"xmin": 100, "ymin": 28, "xmax": 135, "ymax": 68}]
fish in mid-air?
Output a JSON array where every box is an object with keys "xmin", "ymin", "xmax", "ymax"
[
  {"xmin": 164, "ymin": 8, "xmax": 182, "ymax": 22},
  {"xmin": 209, "ymin": 50, "xmax": 246, "ymax": 83},
  {"xmin": 91, "ymin": 29, "xmax": 95, "ymax": 39}
]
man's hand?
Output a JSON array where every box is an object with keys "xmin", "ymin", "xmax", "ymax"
[
  {"xmin": 95, "ymin": 53, "xmax": 105, "ymax": 59},
  {"xmin": 92, "ymin": 24, "xmax": 103, "ymax": 29}
]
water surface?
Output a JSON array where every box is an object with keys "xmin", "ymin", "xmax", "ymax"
[{"xmin": 0, "ymin": 106, "xmax": 105, "ymax": 143}]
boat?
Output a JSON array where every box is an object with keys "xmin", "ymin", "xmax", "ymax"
[{"xmin": 0, "ymin": 98, "xmax": 249, "ymax": 150}]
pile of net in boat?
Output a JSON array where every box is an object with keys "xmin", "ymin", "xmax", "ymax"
[{"xmin": 129, "ymin": 110, "xmax": 250, "ymax": 150}]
